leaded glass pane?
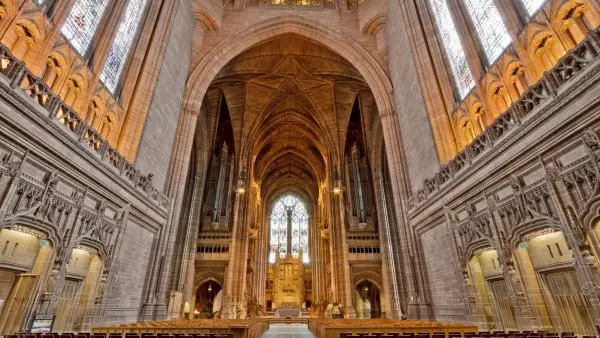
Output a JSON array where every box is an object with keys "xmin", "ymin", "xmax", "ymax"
[
  {"xmin": 464, "ymin": 0, "xmax": 511, "ymax": 64},
  {"xmin": 62, "ymin": 0, "xmax": 109, "ymax": 56},
  {"xmin": 269, "ymin": 194, "xmax": 309, "ymax": 264},
  {"xmin": 100, "ymin": 0, "xmax": 148, "ymax": 94},
  {"xmin": 429, "ymin": 0, "xmax": 475, "ymax": 99},
  {"xmin": 520, "ymin": 0, "xmax": 546, "ymax": 16},
  {"xmin": 269, "ymin": 202, "xmax": 287, "ymax": 263}
]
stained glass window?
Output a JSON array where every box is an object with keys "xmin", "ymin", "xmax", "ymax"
[
  {"xmin": 429, "ymin": 0, "xmax": 475, "ymax": 99},
  {"xmin": 520, "ymin": 0, "xmax": 546, "ymax": 16},
  {"xmin": 100, "ymin": 0, "xmax": 148, "ymax": 94},
  {"xmin": 464, "ymin": 0, "xmax": 511, "ymax": 64},
  {"xmin": 269, "ymin": 195, "xmax": 309, "ymax": 264},
  {"xmin": 62, "ymin": 0, "xmax": 109, "ymax": 56}
]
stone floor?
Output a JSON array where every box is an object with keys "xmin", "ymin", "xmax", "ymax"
[{"xmin": 261, "ymin": 323, "xmax": 316, "ymax": 338}]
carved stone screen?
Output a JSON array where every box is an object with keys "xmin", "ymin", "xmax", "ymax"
[
  {"xmin": 61, "ymin": 0, "xmax": 109, "ymax": 56},
  {"xmin": 463, "ymin": 0, "xmax": 511, "ymax": 64},
  {"xmin": 429, "ymin": 0, "xmax": 475, "ymax": 99}
]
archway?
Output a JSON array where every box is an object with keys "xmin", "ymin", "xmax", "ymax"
[
  {"xmin": 515, "ymin": 229, "xmax": 596, "ymax": 335},
  {"xmin": 355, "ymin": 280, "xmax": 381, "ymax": 319},
  {"xmin": 185, "ymin": 16, "xmax": 396, "ymax": 119},
  {"xmin": 0, "ymin": 226, "xmax": 53, "ymax": 334},
  {"xmin": 194, "ymin": 281, "xmax": 222, "ymax": 318},
  {"xmin": 180, "ymin": 15, "xmax": 409, "ymax": 320}
]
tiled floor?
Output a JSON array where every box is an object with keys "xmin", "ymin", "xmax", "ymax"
[{"xmin": 261, "ymin": 323, "xmax": 316, "ymax": 338}]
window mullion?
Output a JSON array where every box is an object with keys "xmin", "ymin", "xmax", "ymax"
[
  {"xmin": 87, "ymin": 0, "xmax": 129, "ymax": 76},
  {"xmin": 447, "ymin": 0, "xmax": 486, "ymax": 79},
  {"xmin": 493, "ymin": 0, "xmax": 526, "ymax": 37}
]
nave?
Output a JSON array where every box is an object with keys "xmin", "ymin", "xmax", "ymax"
[{"xmin": 260, "ymin": 324, "xmax": 315, "ymax": 338}]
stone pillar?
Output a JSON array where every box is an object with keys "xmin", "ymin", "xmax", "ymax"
[
  {"xmin": 379, "ymin": 110, "xmax": 431, "ymax": 318},
  {"xmin": 222, "ymin": 180, "xmax": 250, "ymax": 319},
  {"xmin": 332, "ymin": 187, "xmax": 356, "ymax": 318},
  {"xmin": 139, "ymin": 106, "xmax": 198, "ymax": 320},
  {"xmin": 373, "ymin": 175, "xmax": 403, "ymax": 318}
]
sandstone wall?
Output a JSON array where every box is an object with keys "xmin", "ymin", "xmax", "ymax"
[{"xmin": 135, "ymin": 0, "xmax": 195, "ymax": 190}]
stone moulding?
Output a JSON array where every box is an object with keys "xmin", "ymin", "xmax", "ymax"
[
  {"xmin": 408, "ymin": 28, "xmax": 600, "ymax": 213},
  {"xmin": 0, "ymin": 44, "xmax": 170, "ymax": 210}
]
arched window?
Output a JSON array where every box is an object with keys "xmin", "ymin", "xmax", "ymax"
[
  {"xmin": 429, "ymin": 0, "xmax": 475, "ymax": 99},
  {"xmin": 100, "ymin": 0, "xmax": 148, "ymax": 94},
  {"xmin": 520, "ymin": 0, "xmax": 546, "ymax": 17},
  {"xmin": 269, "ymin": 195, "xmax": 309, "ymax": 264},
  {"xmin": 61, "ymin": 0, "xmax": 109, "ymax": 56},
  {"xmin": 463, "ymin": 0, "xmax": 511, "ymax": 64}
]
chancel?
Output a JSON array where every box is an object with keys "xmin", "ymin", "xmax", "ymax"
[{"xmin": 0, "ymin": 0, "xmax": 599, "ymax": 337}]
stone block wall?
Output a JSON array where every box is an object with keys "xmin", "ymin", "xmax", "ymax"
[
  {"xmin": 420, "ymin": 224, "xmax": 466, "ymax": 322},
  {"xmin": 384, "ymin": 0, "xmax": 440, "ymax": 189},
  {"xmin": 135, "ymin": 0, "xmax": 195, "ymax": 190}
]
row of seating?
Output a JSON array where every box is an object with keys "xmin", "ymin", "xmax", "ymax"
[
  {"xmin": 339, "ymin": 332, "xmax": 597, "ymax": 338},
  {"xmin": 8, "ymin": 333, "xmax": 233, "ymax": 338}
]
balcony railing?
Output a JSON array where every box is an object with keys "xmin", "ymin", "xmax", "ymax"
[
  {"xmin": 408, "ymin": 28, "xmax": 600, "ymax": 211},
  {"xmin": 0, "ymin": 44, "xmax": 170, "ymax": 209},
  {"xmin": 247, "ymin": 0, "xmax": 334, "ymax": 8}
]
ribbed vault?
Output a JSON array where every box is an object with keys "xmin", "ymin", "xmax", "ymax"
[{"xmin": 206, "ymin": 34, "xmax": 371, "ymax": 206}]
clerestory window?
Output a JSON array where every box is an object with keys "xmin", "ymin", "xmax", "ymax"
[
  {"xmin": 463, "ymin": 0, "xmax": 512, "ymax": 64},
  {"xmin": 61, "ymin": 0, "xmax": 109, "ymax": 56},
  {"xmin": 100, "ymin": 0, "xmax": 149, "ymax": 94},
  {"xmin": 429, "ymin": 0, "xmax": 475, "ymax": 99},
  {"xmin": 520, "ymin": 0, "xmax": 546, "ymax": 17}
]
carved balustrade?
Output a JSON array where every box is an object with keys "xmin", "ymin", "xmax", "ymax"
[
  {"xmin": 0, "ymin": 44, "xmax": 169, "ymax": 209},
  {"xmin": 408, "ymin": 27, "xmax": 600, "ymax": 210},
  {"xmin": 247, "ymin": 0, "xmax": 334, "ymax": 8}
]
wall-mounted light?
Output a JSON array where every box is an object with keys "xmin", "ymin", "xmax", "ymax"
[
  {"xmin": 237, "ymin": 167, "xmax": 248, "ymax": 194},
  {"xmin": 332, "ymin": 166, "xmax": 343, "ymax": 194}
]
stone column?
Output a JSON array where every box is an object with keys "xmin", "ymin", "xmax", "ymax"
[
  {"xmin": 222, "ymin": 178, "xmax": 250, "ymax": 319},
  {"xmin": 379, "ymin": 110, "xmax": 430, "ymax": 318},
  {"xmin": 333, "ymin": 187, "xmax": 356, "ymax": 318},
  {"xmin": 373, "ymin": 175, "xmax": 403, "ymax": 318},
  {"xmin": 139, "ymin": 105, "xmax": 198, "ymax": 320}
]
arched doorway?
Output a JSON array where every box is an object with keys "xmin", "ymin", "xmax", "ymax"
[
  {"xmin": 0, "ymin": 226, "xmax": 53, "ymax": 334},
  {"xmin": 194, "ymin": 281, "xmax": 222, "ymax": 318},
  {"xmin": 355, "ymin": 280, "xmax": 381, "ymax": 319},
  {"xmin": 53, "ymin": 245, "xmax": 103, "ymax": 332},
  {"xmin": 515, "ymin": 229, "xmax": 596, "ymax": 335},
  {"xmin": 466, "ymin": 248, "xmax": 516, "ymax": 331}
]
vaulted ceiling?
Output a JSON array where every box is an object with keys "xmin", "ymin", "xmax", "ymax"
[{"xmin": 204, "ymin": 35, "xmax": 377, "ymax": 205}]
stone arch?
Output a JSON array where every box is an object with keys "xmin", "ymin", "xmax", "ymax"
[
  {"xmin": 353, "ymin": 272, "xmax": 382, "ymax": 290},
  {"xmin": 579, "ymin": 195, "xmax": 600, "ymax": 232},
  {"xmin": 507, "ymin": 219, "xmax": 564, "ymax": 249},
  {"xmin": 502, "ymin": 59, "xmax": 528, "ymax": 98},
  {"xmin": 0, "ymin": 221, "xmax": 60, "ymax": 252},
  {"xmin": 70, "ymin": 238, "xmax": 108, "ymax": 263},
  {"xmin": 195, "ymin": 271, "xmax": 224, "ymax": 288},
  {"xmin": 463, "ymin": 240, "xmax": 497, "ymax": 265},
  {"xmin": 551, "ymin": 0, "xmax": 600, "ymax": 48},
  {"xmin": 362, "ymin": 14, "xmax": 387, "ymax": 36},
  {"xmin": 185, "ymin": 17, "xmax": 396, "ymax": 162}
]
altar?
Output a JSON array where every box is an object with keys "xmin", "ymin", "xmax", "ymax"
[
  {"xmin": 274, "ymin": 308, "xmax": 302, "ymax": 318},
  {"xmin": 270, "ymin": 251, "xmax": 305, "ymax": 310}
]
